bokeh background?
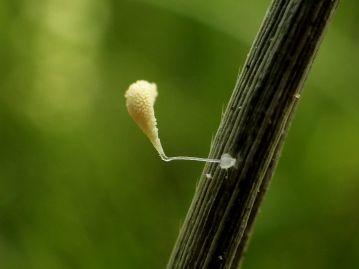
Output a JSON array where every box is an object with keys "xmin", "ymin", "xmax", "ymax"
[{"xmin": 1, "ymin": 0, "xmax": 358, "ymax": 268}]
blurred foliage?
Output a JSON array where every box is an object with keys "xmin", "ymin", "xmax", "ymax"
[{"xmin": 0, "ymin": 0, "xmax": 358, "ymax": 268}]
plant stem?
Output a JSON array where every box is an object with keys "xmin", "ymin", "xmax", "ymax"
[{"xmin": 167, "ymin": 0, "xmax": 339, "ymax": 268}]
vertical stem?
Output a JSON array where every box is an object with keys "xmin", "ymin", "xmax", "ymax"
[{"xmin": 167, "ymin": 0, "xmax": 340, "ymax": 268}]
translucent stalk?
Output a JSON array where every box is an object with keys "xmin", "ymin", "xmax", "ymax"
[{"xmin": 159, "ymin": 154, "xmax": 221, "ymax": 163}]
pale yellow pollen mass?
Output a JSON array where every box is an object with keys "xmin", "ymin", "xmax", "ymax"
[{"xmin": 125, "ymin": 80, "xmax": 164, "ymax": 156}]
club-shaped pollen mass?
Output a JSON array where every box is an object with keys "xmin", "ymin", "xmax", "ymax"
[
  {"xmin": 125, "ymin": 80, "xmax": 236, "ymax": 169},
  {"xmin": 125, "ymin": 80, "xmax": 164, "ymax": 156}
]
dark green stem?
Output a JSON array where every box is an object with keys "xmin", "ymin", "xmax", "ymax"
[{"xmin": 167, "ymin": 0, "xmax": 340, "ymax": 268}]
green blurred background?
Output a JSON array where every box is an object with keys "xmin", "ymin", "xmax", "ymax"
[{"xmin": 0, "ymin": 0, "xmax": 358, "ymax": 268}]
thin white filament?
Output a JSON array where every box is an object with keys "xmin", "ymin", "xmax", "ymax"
[{"xmin": 159, "ymin": 153, "xmax": 221, "ymax": 163}]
